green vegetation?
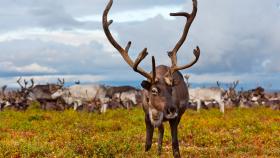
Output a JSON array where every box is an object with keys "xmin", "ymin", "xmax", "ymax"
[{"xmin": 0, "ymin": 108, "xmax": 279, "ymax": 157}]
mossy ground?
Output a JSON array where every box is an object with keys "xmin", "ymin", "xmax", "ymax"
[{"xmin": 0, "ymin": 107, "xmax": 279, "ymax": 158}]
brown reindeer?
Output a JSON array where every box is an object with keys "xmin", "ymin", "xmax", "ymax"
[
  {"xmin": 29, "ymin": 78, "xmax": 65, "ymax": 110},
  {"xmin": 14, "ymin": 77, "xmax": 35, "ymax": 110},
  {"xmin": 102, "ymin": 0, "xmax": 200, "ymax": 157}
]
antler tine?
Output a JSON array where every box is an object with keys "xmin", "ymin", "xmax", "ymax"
[
  {"xmin": 102, "ymin": 0, "xmax": 153, "ymax": 81},
  {"xmin": 62, "ymin": 78, "xmax": 65, "ymax": 85},
  {"xmin": 28, "ymin": 78, "xmax": 34, "ymax": 89},
  {"xmin": 2, "ymin": 85, "xmax": 7, "ymax": 92},
  {"xmin": 24, "ymin": 79, "xmax": 28, "ymax": 88},
  {"xmin": 94, "ymin": 88, "xmax": 100, "ymax": 101},
  {"xmin": 1, "ymin": 85, "xmax": 7, "ymax": 98},
  {"xmin": 152, "ymin": 56, "xmax": 156, "ymax": 84},
  {"xmin": 173, "ymin": 46, "xmax": 200, "ymax": 72},
  {"xmin": 57, "ymin": 78, "xmax": 65, "ymax": 86},
  {"xmin": 17, "ymin": 77, "xmax": 24, "ymax": 89},
  {"xmin": 169, "ymin": 0, "xmax": 200, "ymax": 73},
  {"xmin": 233, "ymin": 80, "xmax": 239, "ymax": 89},
  {"xmin": 217, "ymin": 81, "xmax": 221, "ymax": 88}
]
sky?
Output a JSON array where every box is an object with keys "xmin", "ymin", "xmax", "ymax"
[{"xmin": 0, "ymin": 0, "xmax": 279, "ymax": 90}]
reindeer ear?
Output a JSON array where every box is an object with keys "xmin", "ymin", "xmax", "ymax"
[{"xmin": 141, "ymin": 80, "xmax": 151, "ymax": 90}]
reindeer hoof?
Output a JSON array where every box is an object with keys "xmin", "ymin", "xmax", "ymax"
[
  {"xmin": 173, "ymin": 151, "xmax": 181, "ymax": 158},
  {"xmin": 145, "ymin": 144, "xmax": 152, "ymax": 152},
  {"xmin": 157, "ymin": 150, "xmax": 162, "ymax": 156}
]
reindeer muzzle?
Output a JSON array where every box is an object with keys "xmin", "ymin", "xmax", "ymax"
[{"xmin": 165, "ymin": 106, "xmax": 178, "ymax": 119}]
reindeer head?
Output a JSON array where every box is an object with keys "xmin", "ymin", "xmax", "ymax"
[
  {"xmin": 50, "ymin": 78, "xmax": 67, "ymax": 99},
  {"xmin": 17, "ymin": 77, "xmax": 34, "ymax": 98},
  {"xmin": 217, "ymin": 80, "xmax": 240, "ymax": 106},
  {"xmin": 103, "ymin": 0, "xmax": 200, "ymax": 127},
  {"xmin": 47, "ymin": 78, "xmax": 65, "ymax": 94}
]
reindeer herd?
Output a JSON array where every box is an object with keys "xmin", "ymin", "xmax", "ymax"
[
  {"xmin": 0, "ymin": 78, "xmax": 141, "ymax": 112},
  {"xmin": 188, "ymin": 79, "xmax": 280, "ymax": 112},
  {"xmin": 1, "ymin": 77, "xmax": 279, "ymax": 113}
]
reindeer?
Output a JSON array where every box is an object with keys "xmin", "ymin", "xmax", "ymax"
[
  {"xmin": 102, "ymin": 0, "xmax": 200, "ymax": 157},
  {"xmin": 51, "ymin": 87, "xmax": 82, "ymax": 110},
  {"xmin": 105, "ymin": 86, "xmax": 141, "ymax": 109},
  {"xmin": 264, "ymin": 92, "xmax": 280, "ymax": 110},
  {"xmin": 239, "ymin": 86, "xmax": 271, "ymax": 108},
  {"xmin": 189, "ymin": 87, "xmax": 225, "ymax": 112},
  {"xmin": 73, "ymin": 88, "xmax": 103, "ymax": 113},
  {"xmin": 217, "ymin": 80, "xmax": 240, "ymax": 108},
  {"xmin": 29, "ymin": 78, "xmax": 66, "ymax": 110},
  {"xmin": 11, "ymin": 77, "xmax": 35, "ymax": 110},
  {"xmin": 1, "ymin": 77, "xmax": 34, "ymax": 111},
  {"xmin": 66, "ymin": 84, "xmax": 107, "ymax": 102}
]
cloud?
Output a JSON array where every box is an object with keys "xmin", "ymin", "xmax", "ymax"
[
  {"xmin": 0, "ymin": 62, "xmax": 57, "ymax": 74},
  {"xmin": 111, "ymin": 0, "xmax": 280, "ymax": 74},
  {"xmin": 188, "ymin": 73, "xmax": 247, "ymax": 84},
  {"xmin": 76, "ymin": 5, "xmax": 182, "ymax": 23},
  {"xmin": 0, "ymin": 28, "xmax": 113, "ymax": 49},
  {"xmin": 0, "ymin": 0, "xmax": 184, "ymax": 32},
  {"xmin": 0, "ymin": 37, "xmax": 132, "ymax": 78}
]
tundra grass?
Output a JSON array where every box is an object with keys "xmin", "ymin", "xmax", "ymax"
[{"xmin": 0, "ymin": 108, "xmax": 279, "ymax": 158}]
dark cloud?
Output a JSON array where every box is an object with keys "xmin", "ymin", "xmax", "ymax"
[{"xmin": 0, "ymin": 0, "xmax": 184, "ymax": 31}]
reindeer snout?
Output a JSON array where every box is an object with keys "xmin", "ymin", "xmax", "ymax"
[
  {"xmin": 167, "ymin": 106, "xmax": 176, "ymax": 114},
  {"xmin": 165, "ymin": 106, "xmax": 178, "ymax": 119}
]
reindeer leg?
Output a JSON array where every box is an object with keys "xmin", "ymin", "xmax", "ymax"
[
  {"xmin": 169, "ymin": 119, "xmax": 180, "ymax": 158},
  {"xmin": 145, "ymin": 114, "xmax": 154, "ymax": 152},
  {"xmin": 219, "ymin": 101, "xmax": 225, "ymax": 113},
  {"xmin": 157, "ymin": 124, "xmax": 164, "ymax": 155},
  {"xmin": 197, "ymin": 99, "xmax": 201, "ymax": 112}
]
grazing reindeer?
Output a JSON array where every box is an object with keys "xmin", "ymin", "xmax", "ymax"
[
  {"xmin": 189, "ymin": 87, "xmax": 225, "ymax": 112},
  {"xmin": 29, "ymin": 78, "xmax": 66, "ymax": 110},
  {"xmin": 217, "ymin": 80, "xmax": 240, "ymax": 108},
  {"xmin": 29, "ymin": 78, "xmax": 65, "ymax": 101},
  {"xmin": 102, "ymin": 0, "xmax": 200, "ymax": 157},
  {"xmin": 105, "ymin": 86, "xmax": 140, "ymax": 109},
  {"xmin": 7, "ymin": 77, "xmax": 35, "ymax": 110},
  {"xmin": 17, "ymin": 77, "xmax": 35, "ymax": 96}
]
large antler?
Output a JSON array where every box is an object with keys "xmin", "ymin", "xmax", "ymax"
[
  {"xmin": 217, "ymin": 81, "xmax": 221, "ymax": 88},
  {"xmin": 17, "ymin": 77, "xmax": 25, "ymax": 90},
  {"xmin": 102, "ymin": 0, "xmax": 155, "ymax": 83},
  {"xmin": 169, "ymin": 0, "xmax": 200, "ymax": 74},
  {"xmin": 1, "ymin": 85, "xmax": 7, "ymax": 98},
  {"xmin": 93, "ymin": 88, "xmax": 100, "ymax": 101},
  {"xmin": 232, "ymin": 80, "xmax": 239, "ymax": 89},
  {"xmin": 17, "ymin": 77, "xmax": 34, "ymax": 92},
  {"xmin": 57, "ymin": 78, "xmax": 65, "ymax": 87},
  {"xmin": 28, "ymin": 78, "xmax": 34, "ymax": 90}
]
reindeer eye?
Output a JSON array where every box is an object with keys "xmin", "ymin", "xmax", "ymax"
[{"xmin": 151, "ymin": 88, "xmax": 159, "ymax": 95}]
